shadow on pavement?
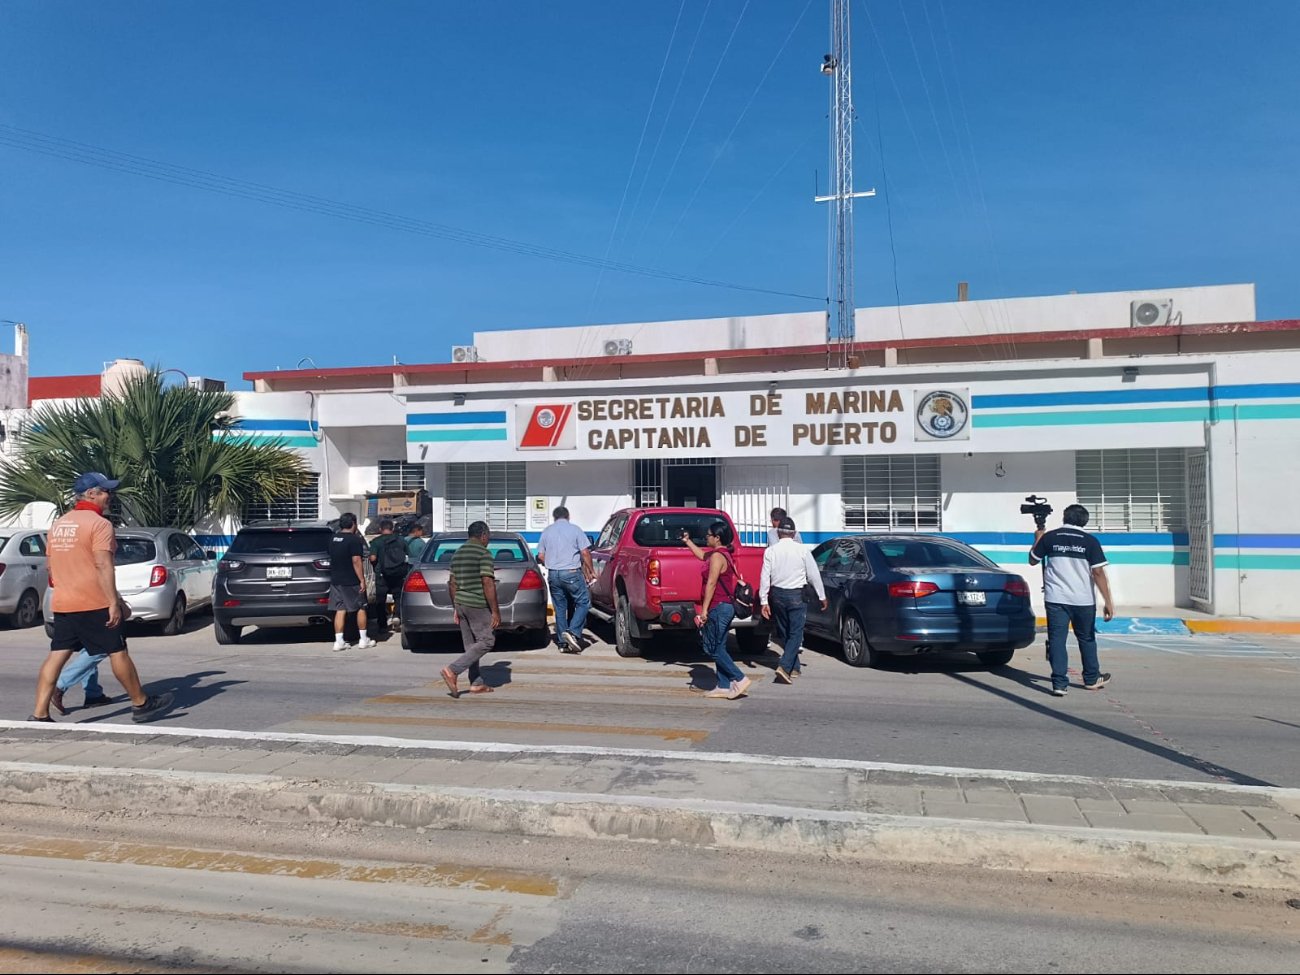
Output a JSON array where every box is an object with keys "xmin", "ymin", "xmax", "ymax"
[{"xmin": 78, "ymin": 670, "xmax": 246, "ymax": 725}]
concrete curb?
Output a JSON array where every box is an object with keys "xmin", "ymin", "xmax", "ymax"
[{"xmin": 3, "ymin": 761, "xmax": 1297, "ymax": 891}]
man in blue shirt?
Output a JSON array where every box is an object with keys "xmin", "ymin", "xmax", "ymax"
[{"xmin": 536, "ymin": 506, "xmax": 596, "ymax": 653}]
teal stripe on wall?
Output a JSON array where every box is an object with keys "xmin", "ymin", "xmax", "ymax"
[
  {"xmin": 1214, "ymin": 553, "xmax": 1300, "ymax": 570},
  {"xmin": 222, "ymin": 434, "xmax": 319, "ymax": 448},
  {"xmin": 977, "ymin": 549, "xmax": 1189, "ymax": 566},
  {"xmin": 407, "ymin": 428, "xmax": 509, "ymax": 443},
  {"xmin": 974, "ymin": 403, "xmax": 1300, "ymax": 428},
  {"xmin": 1211, "ymin": 404, "xmax": 1300, "ymax": 421}
]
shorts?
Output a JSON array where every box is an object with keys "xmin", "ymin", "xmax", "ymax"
[
  {"xmin": 49, "ymin": 608, "xmax": 127, "ymax": 655},
  {"xmin": 329, "ymin": 584, "xmax": 366, "ymax": 612}
]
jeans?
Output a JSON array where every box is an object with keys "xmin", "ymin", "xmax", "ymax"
[
  {"xmin": 548, "ymin": 568, "xmax": 591, "ymax": 643},
  {"xmin": 701, "ymin": 602, "xmax": 744, "ymax": 689},
  {"xmin": 57, "ymin": 649, "xmax": 105, "ymax": 697},
  {"xmin": 451, "ymin": 605, "xmax": 495, "ymax": 686},
  {"xmin": 1045, "ymin": 602, "xmax": 1100, "ymax": 690},
  {"xmin": 770, "ymin": 587, "xmax": 808, "ymax": 674}
]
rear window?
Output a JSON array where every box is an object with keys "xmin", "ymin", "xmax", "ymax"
[
  {"xmin": 631, "ymin": 513, "xmax": 727, "ymax": 547},
  {"xmin": 425, "ymin": 539, "xmax": 530, "ymax": 564},
  {"xmin": 874, "ymin": 540, "xmax": 992, "ymax": 569},
  {"xmin": 228, "ymin": 530, "xmax": 333, "ymax": 556},
  {"xmin": 115, "ymin": 538, "xmax": 157, "ymax": 565}
]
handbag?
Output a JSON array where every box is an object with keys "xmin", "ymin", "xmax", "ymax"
[{"xmin": 716, "ymin": 551, "xmax": 755, "ymax": 620}]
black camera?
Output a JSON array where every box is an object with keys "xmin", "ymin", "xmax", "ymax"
[{"xmin": 1020, "ymin": 495, "xmax": 1053, "ymax": 529}]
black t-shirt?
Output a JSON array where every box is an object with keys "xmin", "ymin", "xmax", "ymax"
[{"xmin": 328, "ymin": 531, "xmax": 366, "ymax": 586}]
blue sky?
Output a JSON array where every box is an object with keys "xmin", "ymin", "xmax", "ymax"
[{"xmin": 2, "ymin": 1, "xmax": 1297, "ymax": 384}]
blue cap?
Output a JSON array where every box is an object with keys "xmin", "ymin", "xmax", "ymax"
[{"xmin": 73, "ymin": 472, "xmax": 120, "ymax": 493}]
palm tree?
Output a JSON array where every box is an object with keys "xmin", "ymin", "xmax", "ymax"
[{"xmin": 0, "ymin": 370, "xmax": 309, "ymax": 530}]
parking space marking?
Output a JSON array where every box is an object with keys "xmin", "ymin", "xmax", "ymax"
[{"xmin": 301, "ymin": 712, "xmax": 711, "ymax": 743}]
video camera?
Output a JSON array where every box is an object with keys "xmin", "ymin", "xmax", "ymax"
[{"xmin": 1020, "ymin": 495, "xmax": 1053, "ymax": 529}]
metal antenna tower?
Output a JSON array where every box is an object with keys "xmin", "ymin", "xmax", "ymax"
[{"xmin": 815, "ymin": 0, "xmax": 874, "ymax": 369}]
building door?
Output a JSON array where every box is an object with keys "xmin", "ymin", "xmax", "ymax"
[
  {"xmin": 1186, "ymin": 448, "xmax": 1212, "ymax": 609},
  {"xmin": 663, "ymin": 460, "xmax": 717, "ymax": 508},
  {"xmin": 721, "ymin": 464, "xmax": 791, "ymax": 545}
]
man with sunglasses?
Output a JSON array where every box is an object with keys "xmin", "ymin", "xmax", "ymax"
[{"xmin": 30, "ymin": 472, "xmax": 173, "ymax": 723}]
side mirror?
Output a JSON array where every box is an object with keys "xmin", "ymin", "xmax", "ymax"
[{"xmin": 205, "ymin": 550, "xmax": 218, "ymax": 560}]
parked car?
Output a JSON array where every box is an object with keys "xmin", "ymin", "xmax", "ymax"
[
  {"xmin": 0, "ymin": 530, "xmax": 50, "ymax": 628},
  {"xmin": 803, "ymin": 534, "xmax": 1036, "ymax": 668},
  {"xmin": 211, "ymin": 522, "xmax": 336, "ymax": 644},
  {"xmin": 399, "ymin": 531, "xmax": 549, "ymax": 651},
  {"xmin": 43, "ymin": 527, "xmax": 216, "ymax": 636},
  {"xmin": 587, "ymin": 507, "xmax": 771, "ymax": 658}
]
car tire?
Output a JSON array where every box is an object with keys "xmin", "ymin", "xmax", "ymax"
[
  {"xmin": 840, "ymin": 613, "xmax": 878, "ymax": 668},
  {"xmin": 162, "ymin": 595, "xmax": 186, "ymax": 636},
  {"xmin": 44, "ymin": 620, "xmax": 55, "ymax": 639},
  {"xmin": 525, "ymin": 627, "xmax": 552, "ymax": 650},
  {"xmin": 734, "ymin": 628, "xmax": 770, "ymax": 656},
  {"xmin": 401, "ymin": 628, "xmax": 431, "ymax": 651},
  {"xmin": 213, "ymin": 615, "xmax": 242, "ymax": 645},
  {"xmin": 8, "ymin": 589, "xmax": 40, "ymax": 629},
  {"xmin": 977, "ymin": 648, "xmax": 1015, "ymax": 668},
  {"xmin": 614, "ymin": 593, "xmax": 647, "ymax": 658}
]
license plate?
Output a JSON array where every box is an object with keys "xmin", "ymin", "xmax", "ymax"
[
  {"xmin": 958, "ymin": 591, "xmax": 986, "ymax": 606},
  {"xmin": 266, "ymin": 566, "xmax": 292, "ymax": 580}
]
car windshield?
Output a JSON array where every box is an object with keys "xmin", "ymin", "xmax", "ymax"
[
  {"xmin": 874, "ymin": 540, "xmax": 992, "ymax": 569},
  {"xmin": 115, "ymin": 538, "xmax": 157, "ymax": 565},
  {"xmin": 632, "ymin": 513, "xmax": 725, "ymax": 547},
  {"xmin": 426, "ymin": 539, "xmax": 530, "ymax": 564},
  {"xmin": 228, "ymin": 530, "xmax": 333, "ymax": 556}
]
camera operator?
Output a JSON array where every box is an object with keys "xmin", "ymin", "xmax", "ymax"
[{"xmin": 1028, "ymin": 504, "xmax": 1115, "ymax": 697}]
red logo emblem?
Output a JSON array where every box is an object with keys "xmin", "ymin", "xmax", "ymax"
[{"xmin": 518, "ymin": 404, "xmax": 575, "ymax": 449}]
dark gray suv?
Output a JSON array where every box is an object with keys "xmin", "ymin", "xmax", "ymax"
[{"xmin": 212, "ymin": 523, "xmax": 335, "ymax": 644}]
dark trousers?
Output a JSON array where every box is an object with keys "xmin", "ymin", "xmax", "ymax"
[
  {"xmin": 770, "ymin": 587, "xmax": 808, "ymax": 674},
  {"xmin": 374, "ymin": 569, "xmax": 409, "ymax": 629},
  {"xmin": 1045, "ymin": 602, "xmax": 1101, "ymax": 690}
]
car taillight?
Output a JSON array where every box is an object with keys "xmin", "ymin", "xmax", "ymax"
[
  {"xmin": 518, "ymin": 570, "xmax": 544, "ymax": 590},
  {"xmin": 149, "ymin": 565, "xmax": 168, "ymax": 587},
  {"xmin": 888, "ymin": 581, "xmax": 940, "ymax": 599},
  {"xmin": 403, "ymin": 571, "xmax": 429, "ymax": 593},
  {"xmin": 0, "ymin": 564, "xmax": 7, "ymax": 578},
  {"xmin": 1004, "ymin": 578, "xmax": 1031, "ymax": 597},
  {"xmin": 219, "ymin": 559, "xmax": 245, "ymax": 572},
  {"xmin": 648, "ymin": 558, "xmax": 661, "ymax": 587},
  {"xmin": 312, "ymin": 558, "xmax": 331, "ymax": 571}
]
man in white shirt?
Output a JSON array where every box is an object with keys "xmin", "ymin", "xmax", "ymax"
[{"xmin": 759, "ymin": 517, "xmax": 827, "ymax": 684}]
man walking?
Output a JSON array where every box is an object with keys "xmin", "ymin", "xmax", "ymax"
[
  {"xmin": 329, "ymin": 512, "xmax": 375, "ymax": 650},
  {"xmin": 30, "ymin": 472, "xmax": 172, "ymax": 723},
  {"xmin": 766, "ymin": 507, "xmax": 802, "ymax": 547},
  {"xmin": 441, "ymin": 521, "xmax": 500, "ymax": 697},
  {"xmin": 368, "ymin": 519, "xmax": 409, "ymax": 632},
  {"xmin": 536, "ymin": 505, "xmax": 596, "ymax": 653},
  {"xmin": 50, "ymin": 648, "xmax": 115, "ymax": 715},
  {"xmin": 759, "ymin": 516, "xmax": 827, "ymax": 684},
  {"xmin": 1029, "ymin": 504, "xmax": 1116, "ymax": 697}
]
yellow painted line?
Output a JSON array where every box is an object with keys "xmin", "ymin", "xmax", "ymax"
[
  {"xmin": 474, "ymin": 665, "xmax": 698, "ymax": 679},
  {"xmin": 371, "ymin": 683, "xmax": 698, "ymax": 705},
  {"xmin": 1186, "ymin": 619, "xmax": 1300, "ymax": 635},
  {"xmin": 0, "ymin": 834, "xmax": 559, "ymax": 897},
  {"xmin": 303, "ymin": 712, "xmax": 710, "ymax": 743},
  {"xmin": 0, "ymin": 945, "xmax": 210, "ymax": 974}
]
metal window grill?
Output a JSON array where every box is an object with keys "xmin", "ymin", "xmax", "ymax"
[
  {"xmin": 632, "ymin": 457, "xmax": 715, "ymax": 507},
  {"xmin": 841, "ymin": 455, "xmax": 941, "ymax": 531},
  {"xmin": 378, "ymin": 459, "xmax": 426, "ymax": 492},
  {"xmin": 721, "ymin": 464, "xmax": 791, "ymax": 542},
  {"xmin": 243, "ymin": 474, "xmax": 321, "ymax": 522},
  {"xmin": 1075, "ymin": 449, "xmax": 1187, "ymax": 532},
  {"xmin": 445, "ymin": 462, "xmax": 526, "ymax": 531}
]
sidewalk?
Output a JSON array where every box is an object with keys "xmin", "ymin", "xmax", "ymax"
[{"xmin": 1, "ymin": 721, "xmax": 1297, "ymax": 890}]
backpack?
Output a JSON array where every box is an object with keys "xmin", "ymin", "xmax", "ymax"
[
  {"xmin": 715, "ymin": 551, "xmax": 755, "ymax": 621},
  {"xmin": 379, "ymin": 535, "xmax": 407, "ymax": 573}
]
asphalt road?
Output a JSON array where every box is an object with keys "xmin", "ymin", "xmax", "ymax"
[{"xmin": 1, "ymin": 614, "xmax": 1297, "ymax": 787}]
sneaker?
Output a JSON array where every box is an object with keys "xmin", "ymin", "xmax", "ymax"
[
  {"xmin": 774, "ymin": 667, "xmax": 793, "ymax": 684},
  {"xmin": 131, "ymin": 691, "xmax": 175, "ymax": 724},
  {"xmin": 27, "ymin": 714, "xmax": 54, "ymax": 722},
  {"xmin": 729, "ymin": 677, "xmax": 753, "ymax": 699},
  {"xmin": 1051, "ymin": 687, "xmax": 1069, "ymax": 697},
  {"xmin": 356, "ymin": 635, "xmax": 377, "ymax": 649},
  {"xmin": 562, "ymin": 632, "xmax": 583, "ymax": 654},
  {"xmin": 82, "ymin": 694, "xmax": 114, "ymax": 709},
  {"xmin": 704, "ymin": 687, "xmax": 733, "ymax": 699},
  {"xmin": 1085, "ymin": 673, "xmax": 1112, "ymax": 690}
]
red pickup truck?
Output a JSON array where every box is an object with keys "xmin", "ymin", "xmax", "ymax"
[{"xmin": 587, "ymin": 507, "xmax": 771, "ymax": 658}]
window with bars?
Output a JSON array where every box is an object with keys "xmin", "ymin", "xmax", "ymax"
[
  {"xmin": 378, "ymin": 459, "xmax": 426, "ymax": 492},
  {"xmin": 445, "ymin": 462, "xmax": 527, "ymax": 531},
  {"xmin": 243, "ymin": 474, "xmax": 320, "ymax": 523},
  {"xmin": 841, "ymin": 456, "xmax": 941, "ymax": 531},
  {"xmin": 1075, "ymin": 449, "xmax": 1187, "ymax": 532}
]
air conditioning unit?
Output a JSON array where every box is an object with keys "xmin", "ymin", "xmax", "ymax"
[
  {"xmin": 186, "ymin": 376, "xmax": 226, "ymax": 392},
  {"xmin": 1130, "ymin": 299, "xmax": 1173, "ymax": 328},
  {"xmin": 451, "ymin": 345, "xmax": 480, "ymax": 363},
  {"xmin": 603, "ymin": 339, "xmax": 633, "ymax": 356}
]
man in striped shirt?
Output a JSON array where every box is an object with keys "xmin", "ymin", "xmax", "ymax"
[{"xmin": 441, "ymin": 521, "xmax": 500, "ymax": 698}]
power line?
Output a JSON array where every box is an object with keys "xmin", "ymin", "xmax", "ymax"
[{"xmin": 0, "ymin": 123, "xmax": 823, "ymax": 303}]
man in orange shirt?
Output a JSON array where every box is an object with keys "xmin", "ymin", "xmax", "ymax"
[{"xmin": 30, "ymin": 473, "xmax": 173, "ymax": 723}]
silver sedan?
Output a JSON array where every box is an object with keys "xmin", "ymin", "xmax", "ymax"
[{"xmin": 399, "ymin": 532, "xmax": 549, "ymax": 651}]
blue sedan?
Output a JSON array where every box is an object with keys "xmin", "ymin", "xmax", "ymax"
[{"xmin": 804, "ymin": 534, "xmax": 1036, "ymax": 668}]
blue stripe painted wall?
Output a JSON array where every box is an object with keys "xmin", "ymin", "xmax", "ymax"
[{"xmin": 407, "ymin": 411, "xmax": 507, "ymax": 426}]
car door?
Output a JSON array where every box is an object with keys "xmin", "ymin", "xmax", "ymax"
[
  {"xmin": 17, "ymin": 533, "xmax": 48, "ymax": 600},
  {"xmin": 184, "ymin": 536, "xmax": 216, "ymax": 608},
  {"xmin": 588, "ymin": 513, "xmax": 627, "ymax": 607},
  {"xmin": 803, "ymin": 541, "xmax": 841, "ymax": 635},
  {"xmin": 164, "ymin": 532, "xmax": 192, "ymax": 604}
]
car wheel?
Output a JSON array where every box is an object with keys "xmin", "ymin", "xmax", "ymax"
[
  {"xmin": 977, "ymin": 648, "xmax": 1015, "ymax": 668},
  {"xmin": 213, "ymin": 615, "xmax": 242, "ymax": 645},
  {"xmin": 614, "ymin": 593, "xmax": 647, "ymax": 658},
  {"xmin": 8, "ymin": 589, "xmax": 40, "ymax": 629},
  {"xmin": 840, "ymin": 613, "xmax": 878, "ymax": 668},
  {"xmin": 734, "ymin": 628, "xmax": 770, "ymax": 656},
  {"xmin": 44, "ymin": 620, "xmax": 55, "ymax": 639},
  {"xmin": 162, "ymin": 594, "xmax": 187, "ymax": 636}
]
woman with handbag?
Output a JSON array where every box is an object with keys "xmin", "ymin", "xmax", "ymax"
[{"xmin": 681, "ymin": 521, "xmax": 753, "ymax": 700}]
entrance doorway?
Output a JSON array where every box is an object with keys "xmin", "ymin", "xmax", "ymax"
[{"xmin": 634, "ymin": 459, "xmax": 718, "ymax": 509}]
